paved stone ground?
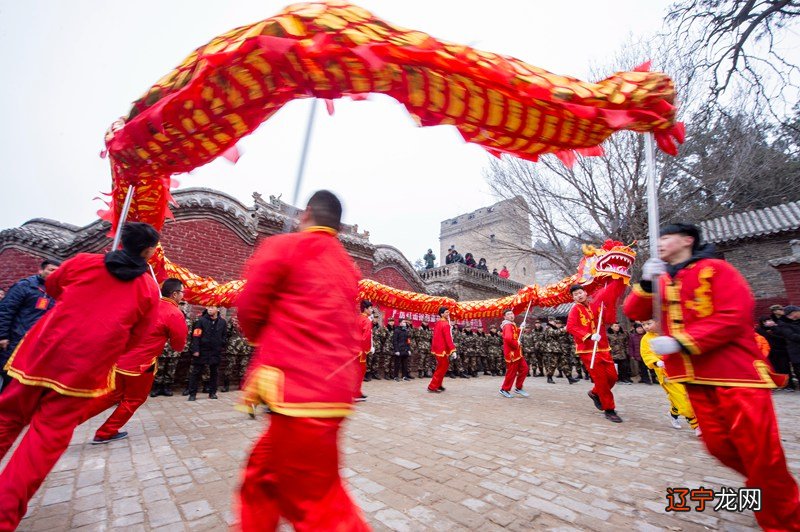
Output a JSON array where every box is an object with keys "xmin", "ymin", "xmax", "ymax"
[{"xmin": 13, "ymin": 375, "xmax": 800, "ymax": 531}]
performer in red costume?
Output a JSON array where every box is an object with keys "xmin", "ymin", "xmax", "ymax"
[
  {"xmin": 428, "ymin": 306, "xmax": 455, "ymax": 393},
  {"xmin": 236, "ymin": 190, "xmax": 369, "ymax": 531},
  {"xmin": 566, "ymin": 280, "xmax": 626, "ymax": 423},
  {"xmin": 84, "ymin": 278, "xmax": 187, "ymax": 444},
  {"xmin": 0, "ymin": 222, "xmax": 160, "ymax": 530},
  {"xmin": 624, "ymin": 223, "xmax": 800, "ymax": 530},
  {"xmin": 499, "ymin": 309, "xmax": 530, "ymax": 398},
  {"xmin": 355, "ymin": 300, "xmax": 373, "ymax": 402}
]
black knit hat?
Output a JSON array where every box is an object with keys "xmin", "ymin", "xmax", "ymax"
[{"xmin": 660, "ymin": 223, "xmax": 702, "ymax": 251}]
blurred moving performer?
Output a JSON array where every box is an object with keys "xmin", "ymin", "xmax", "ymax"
[
  {"xmin": 624, "ymin": 223, "xmax": 800, "ymax": 530},
  {"xmin": 0, "ymin": 222, "xmax": 160, "ymax": 530},
  {"xmin": 84, "ymin": 278, "xmax": 187, "ymax": 444},
  {"xmin": 236, "ymin": 190, "xmax": 369, "ymax": 531}
]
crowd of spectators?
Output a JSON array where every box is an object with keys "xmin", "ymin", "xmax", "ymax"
[{"xmin": 423, "ymin": 246, "xmax": 510, "ymax": 279}]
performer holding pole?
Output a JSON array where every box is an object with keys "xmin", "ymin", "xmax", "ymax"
[
  {"xmin": 427, "ymin": 307, "xmax": 455, "ymax": 393},
  {"xmin": 0, "ymin": 222, "xmax": 161, "ymax": 529},
  {"xmin": 624, "ymin": 223, "xmax": 800, "ymax": 529},
  {"xmin": 499, "ymin": 308, "xmax": 530, "ymax": 398},
  {"xmin": 235, "ymin": 190, "xmax": 369, "ymax": 531},
  {"xmin": 83, "ymin": 278, "xmax": 188, "ymax": 444},
  {"xmin": 589, "ymin": 303, "xmax": 605, "ymax": 370},
  {"xmin": 566, "ymin": 280, "xmax": 626, "ymax": 423}
]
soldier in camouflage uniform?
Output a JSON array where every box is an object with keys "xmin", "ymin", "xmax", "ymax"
[
  {"xmin": 531, "ymin": 320, "xmax": 546, "ymax": 377},
  {"xmin": 475, "ymin": 327, "xmax": 490, "ymax": 375},
  {"xmin": 486, "ymin": 325, "xmax": 503, "ymax": 376},
  {"xmin": 406, "ymin": 323, "xmax": 419, "ymax": 379},
  {"xmin": 381, "ymin": 318, "xmax": 396, "ymax": 380},
  {"xmin": 417, "ymin": 322, "xmax": 433, "ymax": 378},
  {"xmin": 370, "ymin": 320, "xmax": 387, "ymax": 380},
  {"xmin": 152, "ymin": 303, "xmax": 193, "ymax": 397},
  {"xmin": 447, "ymin": 326, "xmax": 466, "ymax": 379},
  {"xmin": 460, "ymin": 325, "xmax": 479, "ymax": 377},
  {"xmin": 543, "ymin": 319, "xmax": 579, "ymax": 384},
  {"xmin": 222, "ymin": 316, "xmax": 253, "ymax": 392},
  {"xmin": 520, "ymin": 325, "xmax": 536, "ymax": 377}
]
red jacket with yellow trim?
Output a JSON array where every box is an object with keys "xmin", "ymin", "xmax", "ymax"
[
  {"xmin": 623, "ymin": 258, "xmax": 784, "ymax": 388},
  {"xmin": 5, "ymin": 253, "xmax": 159, "ymax": 397},
  {"xmin": 566, "ymin": 280, "xmax": 625, "ymax": 358},
  {"xmin": 358, "ymin": 313, "xmax": 372, "ymax": 363},
  {"xmin": 501, "ymin": 320, "xmax": 522, "ymax": 363},
  {"xmin": 117, "ymin": 298, "xmax": 187, "ymax": 375},
  {"xmin": 431, "ymin": 318, "xmax": 455, "ymax": 356},
  {"xmin": 237, "ymin": 227, "xmax": 362, "ymax": 418}
]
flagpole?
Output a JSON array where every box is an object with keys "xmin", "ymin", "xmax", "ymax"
[
  {"xmin": 644, "ymin": 133, "xmax": 661, "ymax": 327},
  {"xmin": 111, "ymin": 184, "xmax": 136, "ymax": 251},
  {"xmin": 286, "ymin": 98, "xmax": 318, "ymax": 231}
]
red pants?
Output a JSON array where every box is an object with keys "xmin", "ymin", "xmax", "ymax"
[
  {"xmin": 428, "ymin": 356, "xmax": 449, "ymax": 391},
  {"xmin": 686, "ymin": 385, "xmax": 800, "ymax": 531},
  {"xmin": 0, "ymin": 381, "xmax": 91, "ymax": 531},
  {"xmin": 501, "ymin": 358, "xmax": 529, "ymax": 391},
  {"xmin": 83, "ymin": 371, "xmax": 154, "ymax": 440},
  {"xmin": 238, "ymin": 415, "xmax": 369, "ymax": 531},
  {"xmin": 357, "ymin": 359, "xmax": 367, "ymax": 397},
  {"xmin": 580, "ymin": 354, "xmax": 617, "ymax": 410}
]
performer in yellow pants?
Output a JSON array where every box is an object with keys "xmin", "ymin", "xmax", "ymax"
[{"xmin": 640, "ymin": 320, "xmax": 699, "ymax": 434}]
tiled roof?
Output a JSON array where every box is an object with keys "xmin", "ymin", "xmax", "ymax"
[{"xmin": 701, "ymin": 201, "xmax": 800, "ymax": 244}]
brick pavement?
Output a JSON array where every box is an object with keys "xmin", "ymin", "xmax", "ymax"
[{"xmin": 13, "ymin": 375, "xmax": 800, "ymax": 531}]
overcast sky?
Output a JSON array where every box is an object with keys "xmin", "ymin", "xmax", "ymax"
[{"xmin": 0, "ymin": 0, "xmax": 672, "ymax": 263}]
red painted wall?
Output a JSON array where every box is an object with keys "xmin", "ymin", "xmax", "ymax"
[
  {"xmin": 161, "ymin": 219, "xmax": 254, "ymax": 282},
  {"xmin": 0, "ymin": 248, "xmax": 46, "ymax": 291},
  {"xmin": 776, "ymin": 265, "xmax": 800, "ymax": 306}
]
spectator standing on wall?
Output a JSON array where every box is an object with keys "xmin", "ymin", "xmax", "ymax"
[
  {"xmin": 423, "ymin": 249, "xmax": 436, "ymax": 269},
  {"xmin": 498, "ymin": 266, "xmax": 510, "ymax": 279}
]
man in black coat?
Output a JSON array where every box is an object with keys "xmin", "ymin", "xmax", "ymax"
[
  {"xmin": 392, "ymin": 318, "xmax": 412, "ymax": 381},
  {"xmin": 0, "ymin": 260, "xmax": 60, "ymax": 392},
  {"xmin": 776, "ymin": 305, "xmax": 800, "ymax": 391},
  {"xmin": 758, "ymin": 315, "xmax": 791, "ymax": 389},
  {"xmin": 187, "ymin": 306, "xmax": 228, "ymax": 400}
]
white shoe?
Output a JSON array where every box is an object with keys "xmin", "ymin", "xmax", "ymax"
[
  {"xmin": 669, "ymin": 415, "xmax": 681, "ymax": 429},
  {"xmin": 513, "ymin": 388, "xmax": 530, "ymax": 398},
  {"xmin": 695, "ymin": 427, "xmax": 702, "ymax": 437}
]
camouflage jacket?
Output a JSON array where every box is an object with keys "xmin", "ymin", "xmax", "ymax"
[
  {"xmin": 520, "ymin": 332, "xmax": 536, "ymax": 355},
  {"xmin": 607, "ymin": 330, "xmax": 629, "ymax": 361},
  {"xmin": 226, "ymin": 321, "xmax": 253, "ymax": 357}
]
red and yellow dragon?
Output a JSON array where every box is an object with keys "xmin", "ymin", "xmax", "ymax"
[{"xmin": 102, "ymin": 1, "xmax": 673, "ymax": 314}]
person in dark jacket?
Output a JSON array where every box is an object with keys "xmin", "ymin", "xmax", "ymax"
[
  {"xmin": 477, "ymin": 258, "xmax": 489, "ymax": 271},
  {"xmin": 607, "ymin": 323, "xmax": 631, "ymax": 384},
  {"xmin": 0, "ymin": 260, "xmax": 60, "ymax": 392},
  {"xmin": 392, "ymin": 318, "xmax": 412, "ymax": 381},
  {"xmin": 627, "ymin": 322, "xmax": 651, "ymax": 384},
  {"xmin": 187, "ymin": 306, "xmax": 228, "ymax": 400},
  {"xmin": 777, "ymin": 306, "xmax": 800, "ymax": 391},
  {"xmin": 758, "ymin": 316, "xmax": 792, "ymax": 390},
  {"xmin": 464, "ymin": 253, "xmax": 477, "ymax": 268}
]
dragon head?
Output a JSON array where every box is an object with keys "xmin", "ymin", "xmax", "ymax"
[{"xmin": 576, "ymin": 240, "xmax": 636, "ymax": 286}]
